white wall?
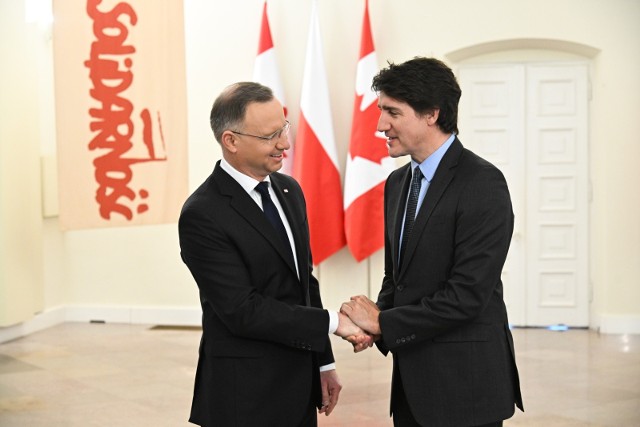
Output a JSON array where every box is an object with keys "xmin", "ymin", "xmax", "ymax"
[
  {"xmin": 1, "ymin": 0, "xmax": 639, "ymax": 339},
  {"xmin": 0, "ymin": 0, "xmax": 44, "ymax": 326}
]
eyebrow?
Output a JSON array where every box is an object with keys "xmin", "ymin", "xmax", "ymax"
[
  {"xmin": 264, "ymin": 121, "xmax": 288, "ymax": 135},
  {"xmin": 379, "ymin": 104, "xmax": 402, "ymax": 114},
  {"xmin": 246, "ymin": 121, "xmax": 287, "ymax": 137}
]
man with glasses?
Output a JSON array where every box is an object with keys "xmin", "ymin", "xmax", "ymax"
[{"xmin": 179, "ymin": 82, "xmax": 368, "ymax": 427}]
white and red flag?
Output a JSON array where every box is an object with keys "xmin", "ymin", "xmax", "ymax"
[
  {"xmin": 253, "ymin": 1, "xmax": 293, "ymax": 175},
  {"xmin": 344, "ymin": 0, "xmax": 395, "ymax": 261},
  {"xmin": 293, "ymin": 1, "xmax": 345, "ymax": 264}
]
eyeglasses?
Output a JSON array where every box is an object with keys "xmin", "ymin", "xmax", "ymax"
[{"xmin": 230, "ymin": 120, "xmax": 290, "ymax": 143}]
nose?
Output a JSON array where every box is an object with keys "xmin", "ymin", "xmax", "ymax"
[
  {"xmin": 377, "ymin": 114, "xmax": 390, "ymax": 133},
  {"xmin": 275, "ymin": 134, "xmax": 290, "ymax": 150}
]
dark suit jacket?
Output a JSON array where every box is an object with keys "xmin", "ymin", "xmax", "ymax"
[
  {"xmin": 377, "ymin": 138, "xmax": 524, "ymax": 426},
  {"xmin": 179, "ymin": 161, "xmax": 334, "ymax": 427}
]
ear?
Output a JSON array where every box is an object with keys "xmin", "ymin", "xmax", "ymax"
[
  {"xmin": 425, "ymin": 109, "xmax": 440, "ymax": 126},
  {"xmin": 221, "ymin": 131, "xmax": 238, "ymax": 153}
]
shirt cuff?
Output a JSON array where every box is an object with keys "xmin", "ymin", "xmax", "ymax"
[
  {"xmin": 328, "ymin": 310, "xmax": 338, "ymax": 334},
  {"xmin": 319, "ymin": 363, "xmax": 336, "ymax": 372}
]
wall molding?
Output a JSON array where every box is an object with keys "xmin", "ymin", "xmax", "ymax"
[
  {"xmin": 0, "ymin": 305, "xmax": 201, "ymax": 344},
  {"xmin": 594, "ymin": 314, "xmax": 640, "ymax": 335},
  {"xmin": 446, "ymin": 38, "xmax": 600, "ymax": 63},
  {"xmin": 2, "ymin": 306, "xmax": 639, "ymax": 345}
]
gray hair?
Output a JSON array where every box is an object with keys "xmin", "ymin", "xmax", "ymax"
[{"xmin": 209, "ymin": 82, "xmax": 274, "ymax": 143}]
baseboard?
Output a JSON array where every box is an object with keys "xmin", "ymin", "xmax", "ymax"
[
  {"xmin": 63, "ymin": 305, "xmax": 202, "ymax": 325},
  {"xmin": 0, "ymin": 305, "xmax": 201, "ymax": 344},
  {"xmin": 594, "ymin": 314, "xmax": 640, "ymax": 334},
  {"xmin": 0, "ymin": 306, "xmax": 66, "ymax": 344}
]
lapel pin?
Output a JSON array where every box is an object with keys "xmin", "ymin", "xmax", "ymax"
[{"xmin": 284, "ymin": 189, "xmax": 289, "ymax": 193}]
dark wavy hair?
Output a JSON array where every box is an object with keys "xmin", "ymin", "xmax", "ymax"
[
  {"xmin": 210, "ymin": 82, "xmax": 274, "ymax": 143},
  {"xmin": 371, "ymin": 57, "xmax": 461, "ymax": 134}
]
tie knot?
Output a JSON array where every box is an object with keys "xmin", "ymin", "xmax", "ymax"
[
  {"xmin": 413, "ymin": 166, "xmax": 423, "ymax": 181},
  {"xmin": 255, "ymin": 181, "xmax": 270, "ymax": 197}
]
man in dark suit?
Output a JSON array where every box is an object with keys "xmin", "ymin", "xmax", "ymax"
[
  {"xmin": 341, "ymin": 57, "xmax": 524, "ymax": 426},
  {"xmin": 179, "ymin": 82, "xmax": 366, "ymax": 427}
]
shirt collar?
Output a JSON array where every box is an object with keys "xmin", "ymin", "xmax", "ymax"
[
  {"xmin": 412, "ymin": 134, "xmax": 456, "ymax": 182},
  {"xmin": 220, "ymin": 158, "xmax": 271, "ymax": 194}
]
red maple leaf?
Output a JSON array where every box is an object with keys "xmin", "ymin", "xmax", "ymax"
[{"xmin": 349, "ymin": 94, "xmax": 388, "ymax": 164}]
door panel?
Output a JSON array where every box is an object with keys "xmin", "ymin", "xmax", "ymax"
[
  {"xmin": 458, "ymin": 65, "xmax": 526, "ymax": 325},
  {"xmin": 526, "ymin": 64, "xmax": 589, "ymax": 326}
]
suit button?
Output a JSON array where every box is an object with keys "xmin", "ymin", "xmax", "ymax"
[
  {"xmin": 397, "ymin": 285, "xmax": 404, "ymax": 292},
  {"xmin": 401, "ymin": 338, "xmax": 406, "ymax": 343},
  {"xmin": 411, "ymin": 334, "xmax": 416, "ymax": 340},
  {"xmin": 396, "ymin": 339, "xmax": 401, "ymax": 344}
]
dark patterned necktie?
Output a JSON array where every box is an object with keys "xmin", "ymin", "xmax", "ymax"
[
  {"xmin": 399, "ymin": 166, "xmax": 423, "ymax": 264},
  {"xmin": 255, "ymin": 182, "xmax": 294, "ymax": 260}
]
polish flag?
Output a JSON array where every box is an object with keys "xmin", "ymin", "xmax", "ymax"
[
  {"xmin": 293, "ymin": 1, "xmax": 345, "ymax": 264},
  {"xmin": 253, "ymin": 1, "xmax": 293, "ymax": 175},
  {"xmin": 344, "ymin": 0, "xmax": 395, "ymax": 262}
]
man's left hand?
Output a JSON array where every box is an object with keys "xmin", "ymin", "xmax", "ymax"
[
  {"xmin": 341, "ymin": 295, "xmax": 382, "ymax": 336},
  {"xmin": 319, "ymin": 369, "xmax": 342, "ymax": 416}
]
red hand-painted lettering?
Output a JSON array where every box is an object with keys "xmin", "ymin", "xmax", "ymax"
[{"xmin": 85, "ymin": 0, "xmax": 166, "ymax": 221}]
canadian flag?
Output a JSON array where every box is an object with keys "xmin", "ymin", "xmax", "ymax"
[
  {"xmin": 253, "ymin": 1, "xmax": 293, "ymax": 175},
  {"xmin": 344, "ymin": 0, "xmax": 395, "ymax": 262},
  {"xmin": 293, "ymin": 1, "xmax": 345, "ymax": 264}
]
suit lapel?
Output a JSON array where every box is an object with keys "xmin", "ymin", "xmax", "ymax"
[
  {"xmin": 398, "ymin": 139, "xmax": 463, "ymax": 274},
  {"xmin": 391, "ymin": 164, "xmax": 412, "ymax": 274},
  {"xmin": 270, "ymin": 175, "xmax": 313, "ymax": 305},
  {"xmin": 270, "ymin": 175, "xmax": 305, "ymax": 277},
  {"xmin": 214, "ymin": 165, "xmax": 298, "ymax": 276}
]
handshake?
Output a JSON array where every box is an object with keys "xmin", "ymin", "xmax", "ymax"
[{"xmin": 334, "ymin": 295, "xmax": 381, "ymax": 353}]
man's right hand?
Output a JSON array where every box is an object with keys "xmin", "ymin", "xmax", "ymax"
[{"xmin": 335, "ymin": 312, "xmax": 375, "ymax": 352}]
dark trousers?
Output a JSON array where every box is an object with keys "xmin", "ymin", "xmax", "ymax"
[
  {"xmin": 391, "ymin": 371, "xmax": 421, "ymax": 427},
  {"xmin": 298, "ymin": 392, "xmax": 317, "ymax": 427},
  {"xmin": 391, "ymin": 366, "xmax": 503, "ymax": 427}
]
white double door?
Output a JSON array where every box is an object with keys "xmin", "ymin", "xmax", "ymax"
[{"xmin": 458, "ymin": 63, "xmax": 589, "ymax": 327}]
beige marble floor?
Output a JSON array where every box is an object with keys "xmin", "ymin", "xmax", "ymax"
[{"xmin": 0, "ymin": 323, "xmax": 638, "ymax": 427}]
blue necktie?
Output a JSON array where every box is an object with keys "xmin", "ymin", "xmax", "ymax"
[
  {"xmin": 255, "ymin": 182, "xmax": 294, "ymax": 260},
  {"xmin": 399, "ymin": 166, "xmax": 423, "ymax": 264}
]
